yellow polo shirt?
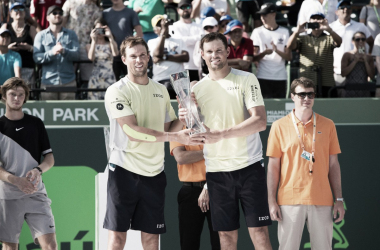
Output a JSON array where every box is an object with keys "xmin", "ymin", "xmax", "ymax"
[
  {"xmin": 192, "ymin": 68, "xmax": 265, "ymax": 172},
  {"xmin": 105, "ymin": 77, "xmax": 177, "ymax": 177}
]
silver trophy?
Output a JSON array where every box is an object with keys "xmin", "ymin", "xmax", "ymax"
[{"xmin": 170, "ymin": 70, "xmax": 206, "ymax": 135}]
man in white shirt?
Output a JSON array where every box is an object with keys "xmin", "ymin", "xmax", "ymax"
[
  {"xmin": 171, "ymin": 0, "xmax": 204, "ymax": 81},
  {"xmin": 252, "ymin": 3, "xmax": 291, "ymax": 98},
  {"xmin": 298, "ymin": 0, "xmax": 338, "ymax": 25},
  {"xmin": 330, "ymin": 0, "xmax": 373, "ymax": 93},
  {"xmin": 148, "ymin": 15, "xmax": 189, "ymax": 99}
]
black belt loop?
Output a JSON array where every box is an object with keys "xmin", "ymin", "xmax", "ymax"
[{"xmin": 182, "ymin": 181, "xmax": 206, "ymax": 188}]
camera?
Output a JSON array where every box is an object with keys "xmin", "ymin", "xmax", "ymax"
[
  {"xmin": 96, "ymin": 28, "xmax": 105, "ymax": 35},
  {"xmin": 305, "ymin": 22, "xmax": 319, "ymax": 30}
]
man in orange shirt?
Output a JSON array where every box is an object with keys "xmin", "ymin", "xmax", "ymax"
[
  {"xmin": 266, "ymin": 77, "xmax": 345, "ymax": 250},
  {"xmin": 170, "ymin": 139, "xmax": 220, "ymax": 250}
]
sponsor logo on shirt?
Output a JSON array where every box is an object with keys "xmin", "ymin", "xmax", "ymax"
[
  {"xmin": 251, "ymin": 85, "xmax": 258, "ymax": 102},
  {"xmin": 227, "ymin": 86, "xmax": 239, "ymax": 90},
  {"xmin": 116, "ymin": 103, "xmax": 124, "ymax": 110},
  {"xmin": 157, "ymin": 224, "xmax": 165, "ymax": 228},
  {"xmin": 153, "ymin": 94, "xmax": 163, "ymax": 98},
  {"xmin": 278, "ymin": 38, "xmax": 284, "ymax": 45}
]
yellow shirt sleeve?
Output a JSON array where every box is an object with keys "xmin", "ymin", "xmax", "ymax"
[
  {"xmin": 244, "ymin": 74, "xmax": 265, "ymax": 109},
  {"xmin": 105, "ymin": 85, "xmax": 134, "ymax": 119}
]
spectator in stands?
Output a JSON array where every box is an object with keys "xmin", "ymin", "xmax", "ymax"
[
  {"xmin": 30, "ymin": 0, "xmax": 65, "ymax": 32},
  {"xmin": 200, "ymin": 6, "xmax": 216, "ymax": 22},
  {"xmin": 219, "ymin": 14, "xmax": 232, "ymax": 34},
  {"xmin": 0, "ymin": 28, "xmax": 21, "ymax": 85},
  {"xmin": 360, "ymin": 0, "xmax": 380, "ymax": 40},
  {"xmin": 171, "ymin": 0, "xmax": 203, "ymax": 81},
  {"xmin": 62, "ymin": 0, "xmax": 101, "ymax": 83},
  {"xmin": 372, "ymin": 33, "xmax": 380, "ymax": 96},
  {"xmin": 129, "ymin": 0, "xmax": 172, "ymax": 42},
  {"xmin": 298, "ymin": 0, "xmax": 338, "ymax": 25},
  {"xmin": 330, "ymin": 0, "xmax": 373, "ymax": 95},
  {"xmin": 86, "ymin": 18, "xmax": 118, "ymax": 100},
  {"xmin": 288, "ymin": 12, "xmax": 342, "ymax": 98},
  {"xmin": 3, "ymin": 2, "xmax": 36, "ymax": 88},
  {"xmin": 224, "ymin": 19, "xmax": 253, "ymax": 72},
  {"xmin": 33, "ymin": 5, "xmax": 79, "ymax": 100},
  {"xmin": 1, "ymin": 1, "xmax": 37, "ymax": 28},
  {"xmin": 148, "ymin": 14, "xmax": 189, "ymax": 99},
  {"xmin": 341, "ymin": 32, "xmax": 375, "ymax": 97},
  {"xmin": 192, "ymin": 0, "xmax": 230, "ymax": 20},
  {"xmin": 252, "ymin": 3, "xmax": 291, "ymax": 98},
  {"xmin": 235, "ymin": 0, "xmax": 262, "ymax": 32},
  {"xmin": 103, "ymin": 0, "xmax": 143, "ymax": 81},
  {"xmin": 194, "ymin": 16, "xmax": 219, "ymax": 79}
]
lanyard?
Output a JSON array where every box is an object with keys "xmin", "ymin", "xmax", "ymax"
[
  {"xmin": 373, "ymin": 7, "xmax": 380, "ymax": 27},
  {"xmin": 291, "ymin": 111, "xmax": 316, "ymax": 175}
]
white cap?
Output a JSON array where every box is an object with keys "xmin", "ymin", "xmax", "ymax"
[{"xmin": 202, "ymin": 17, "xmax": 218, "ymax": 29}]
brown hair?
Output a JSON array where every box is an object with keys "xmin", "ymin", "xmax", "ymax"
[
  {"xmin": 352, "ymin": 31, "xmax": 366, "ymax": 40},
  {"xmin": 200, "ymin": 32, "xmax": 228, "ymax": 51},
  {"xmin": 290, "ymin": 77, "xmax": 316, "ymax": 94},
  {"xmin": 120, "ymin": 36, "xmax": 149, "ymax": 57},
  {"xmin": 1, "ymin": 77, "xmax": 29, "ymax": 104}
]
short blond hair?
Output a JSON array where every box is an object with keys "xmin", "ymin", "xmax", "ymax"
[{"xmin": 1, "ymin": 77, "xmax": 29, "ymax": 104}]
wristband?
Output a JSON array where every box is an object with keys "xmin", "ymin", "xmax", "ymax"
[
  {"xmin": 33, "ymin": 167, "xmax": 43, "ymax": 173},
  {"xmin": 203, "ymin": 183, "xmax": 208, "ymax": 190}
]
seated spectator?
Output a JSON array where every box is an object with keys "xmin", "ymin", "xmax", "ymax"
[
  {"xmin": 103, "ymin": 0, "xmax": 143, "ymax": 80},
  {"xmin": 193, "ymin": 16, "xmax": 219, "ymax": 79},
  {"xmin": 62, "ymin": 0, "xmax": 102, "ymax": 82},
  {"xmin": 372, "ymin": 33, "xmax": 380, "ymax": 96},
  {"xmin": 148, "ymin": 15, "xmax": 189, "ymax": 99},
  {"xmin": 252, "ymin": 3, "xmax": 291, "ymax": 98},
  {"xmin": 129, "ymin": 0, "xmax": 168, "ymax": 42},
  {"xmin": 30, "ymin": 0, "xmax": 65, "ymax": 32},
  {"xmin": 235, "ymin": 0, "xmax": 262, "ymax": 32},
  {"xmin": 86, "ymin": 18, "xmax": 118, "ymax": 100},
  {"xmin": 360, "ymin": 0, "xmax": 380, "ymax": 40},
  {"xmin": 219, "ymin": 14, "xmax": 232, "ymax": 34},
  {"xmin": 3, "ymin": 2, "xmax": 36, "ymax": 88},
  {"xmin": 171, "ymin": 0, "xmax": 204, "ymax": 81},
  {"xmin": 192, "ymin": 0, "xmax": 230, "ymax": 20},
  {"xmin": 341, "ymin": 32, "xmax": 375, "ymax": 97},
  {"xmin": 224, "ymin": 20, "xmax": 253, "ymax": 71},
  {"xmin": 0, "ymin": 28, "xmax": 21, "ymax": 85},
  {"xmin": 288, "ymin": 12, "xmax": 342, "ymax": 98},
  {"xmin": 330, "ymin": 0, "xmax": 373, "ymax": 94},
  {"xmin": 33, "ymin": 5, "xmax": 79, "ymax": 100},
  {"xmin": 298, "ymin": 0, "xmax": 338, "ymax": 25}
]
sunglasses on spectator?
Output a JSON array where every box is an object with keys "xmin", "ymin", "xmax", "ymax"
[
  {"xmin": 354, "ymin": 38, "xmax": 366, "ymax": 42},
  {"xmin": 13, "ymin": 8, "xmax": 25, "ymax": 12},
  {"xmin": 338, "ymin": 5, "xmax": 351, "ymax": 10},
  {"xmin": 293, "ymin": 92, "xmax": 316, "ymax": 99},
  {"xmin": 180, "ymin": 5, "xmax": 191, "ymax": 10},
  {"xmin": 52, "ymin": 11, "xmax": 63, "ymax": 16},
  {"xmin": 204, "ymin": 25, "xmax": 216, "ymax": 30}
]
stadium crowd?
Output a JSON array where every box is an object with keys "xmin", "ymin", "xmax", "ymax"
[{"xmin": 0, "ymin": 0, "xmax": 379, "ymax": 99}]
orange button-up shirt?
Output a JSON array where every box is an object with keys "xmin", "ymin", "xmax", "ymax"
[
  {"xmin": 170, "ymin": 141, "xmax": 206, "ymax": 182},
  {"xmin": 267, "ymin": 112, "xmax": 341, "ymax": 206}
]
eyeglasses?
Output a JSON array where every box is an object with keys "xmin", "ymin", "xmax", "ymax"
[
  {"xmin": 52, "ymin": 11, "xmax": 63, "ymax": 16},
  {"xmin": 293, "ymin": 92, "xmax": 316, "ymax": 99},
  {"xmin": 204, "ymin": 25, "xmax": 216, "ymax": 30},
  {"xmin": 180, "ymin": 5, "xmax": 191, "ymax": 10},
  {"xmin": 13, "ymin": 8, "xmax": 25, "ymax": 13},
  {"xmin": 338, "ymin": 5, "xmax": 351, "ymax": 10},
  {"xmin": 354, "ymin": 38, "xmax": 366, "ymax": 42}
]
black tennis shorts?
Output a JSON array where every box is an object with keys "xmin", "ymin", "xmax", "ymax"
[
  {"xmin": 206, "ymin": 161, "xmax": 272, "ymax": 231},
  {"xmin": 103, "ymin": 164, "xmax": 167, "ymax": 234}
]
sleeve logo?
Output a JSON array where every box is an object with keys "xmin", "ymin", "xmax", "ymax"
[{"xmin": 116, "ymin": 103, "xmax": 124, "ymax": 110}]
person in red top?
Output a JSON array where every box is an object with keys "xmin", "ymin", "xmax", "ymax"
[
  {"xmin": 224, "ymin": 19, "xmax": 253, "ymax": 72},
  {"xmin": 30, "ymin": 0, "xmax": 65, "ymax": 32}
]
